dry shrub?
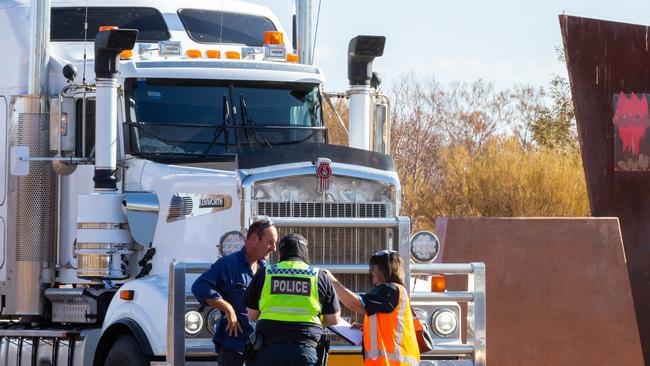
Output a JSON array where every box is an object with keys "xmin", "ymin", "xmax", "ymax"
[{"xmin": 431, "ymin": 137, "xmax": 589, "ymax": 220}]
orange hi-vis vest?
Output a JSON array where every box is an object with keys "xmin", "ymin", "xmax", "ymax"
[{"xmin": 362, "ymin": 283, "xmax": 420, "ymax": 366}]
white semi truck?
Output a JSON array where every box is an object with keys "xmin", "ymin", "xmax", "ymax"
[{"xmin": 0, "ymin": 0, "xmax": 486, "ymax": 365}]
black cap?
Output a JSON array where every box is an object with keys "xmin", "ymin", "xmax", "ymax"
[
  {"xmin": 278, "ymin": 234, "xmax": 310, "ymax": 263},
  {"xmin": 94, "ymin": 28, "xmax": 138, "ymax": 79},
  {"xmin": 347, "ymin": 35, "xmax": 386, "ymax": 86}
]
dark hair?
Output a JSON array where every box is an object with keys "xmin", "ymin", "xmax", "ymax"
[
  {"xmin": 278, "ymin": 233, "xmax": 310, "ymax": 263},
  {"xmin": 369, "ymin": 250, "xmax": 406, "ymax": 287},
  {"xmin": 246, "ymin": 219, "xmax": 274, "ymax": 240}
]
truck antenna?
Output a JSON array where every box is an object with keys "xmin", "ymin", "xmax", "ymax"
[{"xmin": 82, "ymin": 0, "xmax": 89, "ymax": 84}]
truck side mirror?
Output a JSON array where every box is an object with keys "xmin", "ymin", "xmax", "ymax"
[{"xmin": 372, "ymin": 96, "xmax": 390, "ymax": 154}]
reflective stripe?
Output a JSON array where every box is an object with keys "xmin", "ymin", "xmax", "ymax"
[
  {"xmin": 365, "ymin": 349, "xmax": 385, "ymax": 359},
  {"xmin": 393, "ymin": 286, "xmax": 408, "ymax": 357},
  {"xmin": 267, "ymin": 306, "xmax": 310, "ymax": 313},
  {"xmin": 267, "ymin": 264, "xmax": 318, "ymax": 276},
  {"xmin": 364, "ymin": 350, "xmax": 418, "ymax": 366},
  {"xmin": 364, "ymin": 284, "xmax": 419, "ymax": 366},
  {"xmin": 368, "ymin": 313, "xmax": 379, "ymax": 351}
]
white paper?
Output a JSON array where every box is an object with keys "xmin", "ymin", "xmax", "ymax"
[{"xmin": 328, "ymin": 318, "xmax": 363, "ymax": 346}]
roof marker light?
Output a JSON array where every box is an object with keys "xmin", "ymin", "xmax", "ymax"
[
  {"xmin": 206, "ymin": 50, "xmax": 221, "ymax": 59},
  {"xmin": 264, "ymin": 31, "xmax": 284, "ymax": 45},
  {"xmin": 186, "ymin": 49, "xmax": 202, "ymax": 58},
  {"xmin": 99, "ymin": 25, "xmax": 118, "ymax": 32},
  {"xmin": 225, "ymin": 51, "xmax": 241, "ymax": 59},
  {"xmin": 119, "ymin": 49, "xmax": 133, "ymax": 60},
  {"xmin": 286, "ymin": 53, "xmax": 299, "ymax": 63}
]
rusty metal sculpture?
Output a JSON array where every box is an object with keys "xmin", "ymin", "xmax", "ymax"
[{"xmin": 561, "ymin": 14, "xmax": 650, "ymax": 363}]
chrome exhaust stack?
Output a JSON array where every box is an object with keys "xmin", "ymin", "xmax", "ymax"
[
  {"xmin": 294, "ymin": 0, "xmax": 313, "ymax": 65},
  {"xmin": 347, "ymin": 36, "xmax": 385, "ymax": 151}
]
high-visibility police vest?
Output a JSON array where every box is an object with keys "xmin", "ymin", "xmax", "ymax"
[
  {"xmin": 363, "ymin": 283, "xmax": 420, "ymax": 366},
  {"xmin": 259, "ymin": 261, "xmax": 321, "ymax": 324}
]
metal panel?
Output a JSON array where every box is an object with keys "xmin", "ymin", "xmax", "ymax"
[
  {"xmin": 0, "ymin": 95, "xmax": 55, "ymax": 317},
  {"xmin": 0, "ymin": 96, "xmax": 6, "ymax": 205},
  {"xmin": 16, "ymin": 111, "xmax": 56, "ymax": 261},
  {"xmin": 561, "ymin": 15, "xmax": 650, "ymax": 363}
]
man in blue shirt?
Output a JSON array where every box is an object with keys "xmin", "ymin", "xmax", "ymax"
[{"xmin": 192, "ymin": 218, "xmax": 278, "ymax": 366}]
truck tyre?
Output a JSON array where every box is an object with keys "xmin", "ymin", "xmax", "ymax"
[{"xmin": 104, "ymin": 335, "xmax": 148, "ymax": 366}]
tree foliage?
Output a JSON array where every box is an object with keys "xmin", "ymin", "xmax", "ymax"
[{"xmin": 321, "ymin": 71, "xmax": 589, "ymax": 232}]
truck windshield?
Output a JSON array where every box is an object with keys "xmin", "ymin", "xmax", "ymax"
[{"xmin": 124, "ymin": 78, "xmax": 325, "ymax": 160}]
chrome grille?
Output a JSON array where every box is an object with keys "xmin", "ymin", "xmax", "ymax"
[
  {"xmin": 271, "ymin": 226, "xmax": 389, "ymax": 264},
  {"xmin": 271, "ymin": 226, "xmax": 393, "ymax": 345},
  {"xmin": 257, "ymin": 201, "xmax": 387, "ymax": 218},
  {"xmin": 256, "ymin": 198, "xmax": 393, "ymax": 346},
  {"xmin": 169, "ymin": 195, "xmax": 193, "ymax": 218}
]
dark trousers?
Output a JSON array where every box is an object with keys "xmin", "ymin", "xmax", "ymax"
[
  {"xmin": 252, "ymin": 342, "xmax": 318, "ymax": 366},
  {"xmin": 218, "ymin": 349, "xmax": 246, "ymax": 366}
]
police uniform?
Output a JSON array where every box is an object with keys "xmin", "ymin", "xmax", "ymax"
[{"xmin": 246, "ymin": 258, "xmax": 340, "ymax": 366}]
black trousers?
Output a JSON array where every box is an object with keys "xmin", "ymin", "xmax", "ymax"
[{"xmin": 251, "ymin": 342, "xmax": 318, "ymax": 366}]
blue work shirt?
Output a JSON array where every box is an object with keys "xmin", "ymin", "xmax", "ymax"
[{"xmin": 191, "ymin": 248, "xmax": 263, "ymax": 353}]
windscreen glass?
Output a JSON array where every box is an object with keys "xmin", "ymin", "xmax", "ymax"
[{"xmin": 124, "ymin": 79, "xmax": 324, "ymax": 161}]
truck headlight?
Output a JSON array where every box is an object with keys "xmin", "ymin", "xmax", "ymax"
[
  {"xmin": 185, "ymin": 310, "xmax": 204, "ymax": 335},
  {"xmin": 431, "ymin": 309, "xmax": 457, "ymax": 337},
  {"xmin": 206, "ymin": 308, "xmax": 222, "ymax": 335},
  {"xmin": 410, "ymin": 231, "xmax": 440, "ymax": 263}
]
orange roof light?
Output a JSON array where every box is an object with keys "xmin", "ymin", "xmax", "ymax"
[
  {"xmin": 286, "ymin": 53, "xmax": 299, "ymax": 63},
  {"xmin": 431, "ymin": 275, "xmax": 447, "ymax": 292},
  {"xmin": 206, "ymin": 50, "xmax": 221, "ymax": 59},
  {"xmin": 225, "ymin": 51, "xmax": 241, "ymax": 59},
  {"xmin": 186, "ymin": 49, "xmax": 202, "ymax": 58},
  {"xmin": 264, "ymin": 31, "xmax": 284, "ymax": 45},
  {"xmin": 119, "ymin": 49, "xmax": 133, "ymax": 60},
  {"xmin": 99, "ymin": 25, "xmax": 118, "ymax": 32}
]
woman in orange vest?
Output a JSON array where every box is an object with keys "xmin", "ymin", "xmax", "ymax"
[{"xmin": 324, "ymin": 250, "xmax": 420, "ymax": 366}]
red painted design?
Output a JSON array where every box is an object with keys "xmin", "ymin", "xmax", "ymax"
[
  {"xmin": 613, "ymin": 92, "xmax": 650, "ymax": 157},
  {"xmin": 317, "ymin": 161, "xmax": 331, "ymax": 191}
]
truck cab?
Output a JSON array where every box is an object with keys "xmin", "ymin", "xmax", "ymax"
[{"xmin": 0, "ymin": 0, "xmax": 486, "ymax": 365}]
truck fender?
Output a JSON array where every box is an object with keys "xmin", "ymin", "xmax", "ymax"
[{"xmin": 93, "ymin": 318, "xmax": 154, "ymax": 366}]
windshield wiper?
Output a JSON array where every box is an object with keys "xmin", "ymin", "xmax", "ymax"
[
  {"xmin": 239, "ymin": 95, "xmax": 272, "ymax": 149},
  {"xmin": 203, "ymin": 96, "xmax": 231, "ymax": 155}
]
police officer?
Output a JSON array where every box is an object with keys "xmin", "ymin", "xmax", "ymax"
[{"xmin": 246, "ymin": 234, "xmax": 341, "ymax": 366}]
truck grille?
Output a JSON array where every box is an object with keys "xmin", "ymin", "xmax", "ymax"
[
  {"xmin": 260, "ymin": 200, "xmax": 394, "ymax": 343},
  {"xmin": 257, "ymin": 201, "xmax": 388, "ymax": 218},
  {"xmin": 271, "ymin": 226, "xmax": 388, "ymax": 329}
]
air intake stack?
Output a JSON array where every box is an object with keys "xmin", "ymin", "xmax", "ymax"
[
  {"xmin": 74, "ymin": 29, "xmax": 138, "ymax": 281},
  {"xmin": 347, "ymin": 35, "xmax": 386, "ymax": 151}
]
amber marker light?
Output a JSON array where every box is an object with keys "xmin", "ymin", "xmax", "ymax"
[
  {"xmin": 120, "ymin": 290, "xmax": 135, "ymax": 300},
  {"xmin": 119, "ymin": 49, "xmax": 133, "ymax": 60},
  {"xmin": 264, "ymin": 31, "xmax": 284, "ymax": 45},
  {"xmin": 225, "ymin": 51, "xmax": 241, "ymax": 59},
  {"xmin": 206, "ymin": 50, "xmax": 221, "ymax": 59},
  {"xmin": 186, "ymin": 49, "xmax": 202, "ymax": 58},
  {"xmin": 99, "ymin": 25, "xmax": 118, "ymax": 31},
  {"xmin": 431, "ymin": 275, "xmax": 447, "ymax": 292},
  {"xmin": 286, "ymin": 53, "xmax": 299, "ymax": 63}
]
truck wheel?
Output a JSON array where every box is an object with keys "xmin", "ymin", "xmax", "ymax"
[{"xmin": 104, "ymin": 335, "xmax": 148, "ymax": 366}]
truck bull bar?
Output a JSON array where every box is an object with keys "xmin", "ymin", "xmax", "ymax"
[{"xmin": 165, "ymin": 217, "xmax": 485, "ymax": 366}]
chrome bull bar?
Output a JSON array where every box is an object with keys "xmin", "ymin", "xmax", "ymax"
[{"xmin": 166, "ymin": 216, "xmax": 485, "ymax": 366}]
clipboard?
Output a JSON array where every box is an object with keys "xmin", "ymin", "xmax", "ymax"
[{"xmin": 328, "ymin": 319, "xmax": 363, "ymax": 346}]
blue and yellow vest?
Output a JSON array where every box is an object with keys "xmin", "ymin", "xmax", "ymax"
[{"xmin": 259, "ymin": 261, "xmax": 321, "ymax": 324}]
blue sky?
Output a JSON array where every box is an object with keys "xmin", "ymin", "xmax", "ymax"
[{"xmin": 249, "ymin": 0, "xmax": 650, "ymax": 92}]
